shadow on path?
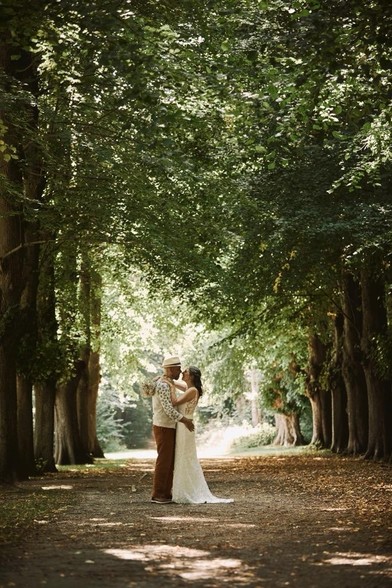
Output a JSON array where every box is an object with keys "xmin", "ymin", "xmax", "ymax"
[{"xmin": 0, "ymin": 453, "xmax": 391, "ymax": 587}]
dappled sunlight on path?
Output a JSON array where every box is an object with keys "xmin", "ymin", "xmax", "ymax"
[
  {"xmin": 104, "ymin": 444, "xmax": 313, "ymax": 461},
  {"xmin": 0, "ymin": 454, "xmax": 391, "ymax": 587},
  {"xmin": 105, "ymin": 545, "xmax": 247, "ymax": 583}
]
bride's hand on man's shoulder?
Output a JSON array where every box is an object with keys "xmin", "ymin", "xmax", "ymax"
[{"xmin": 174, "ymin": 379, "xmax": 187, "ymax": 391}]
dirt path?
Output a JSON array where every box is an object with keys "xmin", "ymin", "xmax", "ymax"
[{"xmin": 1, "ymin": 453, "xmax": 391, "ymax": 587}]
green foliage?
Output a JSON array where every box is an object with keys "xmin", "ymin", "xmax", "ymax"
[
  {"xmin": 96, "ymin": 378, "xmax": 152, "ymax": 451},
  {"xmin": 2, "ymin": 0, "xmax": 392, "ymax": 461},
  {"xmin": 120, "ymin": 393, "xmax": 152, "ymax": 449},
  {"xmin": 232, "ymin": 423, "xmax": 276, "ymax": 450},
  {"xmin": 96, "ymin": 380, "xmax": 131, "ymax": 452},
  {"xmin": 298, "ymin": 401, "xmax": 313, "ymax": 444},
  {"xmin": 261, "ymin": 356, "xmax": 308, "ymax": 415},
  {"xmin": 99, "ymin": 259, "xmax": 200, "ymax": 396},
  {"xmin": 368, "ymin": 331, "xmax": 392, "ymax": 380}
]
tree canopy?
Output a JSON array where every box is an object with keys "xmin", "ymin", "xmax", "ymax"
[{"xmin": 1, "ymin": 0, "xmax": 392, "ymax": 481}]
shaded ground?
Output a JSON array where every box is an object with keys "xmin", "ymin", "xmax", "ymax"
[{"xmin": 0, "ymin": 451, "xmax": 391, "ymax": 587}]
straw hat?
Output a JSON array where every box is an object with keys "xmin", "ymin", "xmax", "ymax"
[{"xmin": 161, "ymin": 356, "xmax": 182, "ymax": 368}]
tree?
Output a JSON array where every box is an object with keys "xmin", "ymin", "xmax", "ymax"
[
  {"xmin": 328, "ymin": 311, "xmax": 349, "ymax": 454},
  {"xmin": 2, "ymin": 0, "xmax": 392, "ymax": 481},
  {"xmin": 1, "ymin": 0, "xmax": 233, "ymax": 479},
  {"xmin": 0, "ymin": 2, "xmax": 47, "ymax": 481},
  {"xmin": 179, "ymin": 0, "xmax": 392, "ymax": 460}
]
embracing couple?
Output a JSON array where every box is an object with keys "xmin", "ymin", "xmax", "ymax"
[{"xmin": 151, "ymin": 355, "xmax": 233, "ymax": 505}]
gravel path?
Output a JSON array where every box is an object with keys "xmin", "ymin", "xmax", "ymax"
[{"xmin": 0, "ymin": 453, "xmax": 391, "ymax": 587}]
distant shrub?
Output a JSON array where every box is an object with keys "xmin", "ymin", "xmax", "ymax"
[
  {"xmin": 196, "ymin": 419, "xmax": 276, "ymax": 454},
  {"xmin": 232, "ymin": 422, "xmax": 276, "ymax": 450}
]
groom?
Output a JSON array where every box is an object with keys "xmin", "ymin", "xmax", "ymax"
[{"xmin": 151, "ymin": 356, "xmax": 194, "ymax": 504}]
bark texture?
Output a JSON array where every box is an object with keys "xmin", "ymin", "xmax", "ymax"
[
  {"xmin": 341, "ymin": 270, "xmax": 368, "ymax": 455},
  {"xmin": 55, "ymin": 360, "xmax": 92, "ymax": 465},
  {"xmin": 361, "ymin": 265, "xmax": 391, "ymax": 459},
  {"xmin": 329, "ymin": 312, "xmax": 349, "ymax": 453},
  {"xmin": 274, "ymin": 413, "xmax": 305, "ymax": 446},
  {"xmin": 34, "ymin": 245, "xmax": 58, "ymax": 472},
  {"xmin": 0, "ymin": 43, "xmax": 29, "ymax": 481},
  {"xmin": 34, "ymin": 381, "xmax": 57, "ymax": 472},
  {"xmin": 306, "ymin": 333, "xmax": 331, "ymax": 447}
]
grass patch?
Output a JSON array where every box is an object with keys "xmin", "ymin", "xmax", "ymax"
[
  {"xmin": 0, "ymin": 485, "xmax": 78, "ymax": 545},
  {"xmin": 228, "ymin": 444, "xmax": 334, "ymax": 457},
  {"xmin": 231, "ymin": 423, "xmax": 276, "ymax": 451},
  {"xmin": 56, "ymin": 457, "xmax": 132, "ymax": 477}
]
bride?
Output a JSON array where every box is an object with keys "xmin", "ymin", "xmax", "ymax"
[{"xmin": 170, "ymin": 366, "xmax": 233, "ymax": 504}]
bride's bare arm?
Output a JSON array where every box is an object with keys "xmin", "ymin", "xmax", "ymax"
[
  {"xmin": 173, "ymin": 379, "xmax": 187, "ymax": 392},
  {"xmin": 172, "ymin": 387, "xmax": 198, "ymax": 406}
]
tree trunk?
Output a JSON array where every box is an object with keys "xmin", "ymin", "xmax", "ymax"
[
  {"xmin": 361, "ymin": 265, "xmax": 391, "ymax": 460},
  {"xmin": 0, "ymin": 45, "xmax": 25, "ymax": 482},
  {"xmin": 77, "ymin": 349, "xmax": 91, "ymax": 458},
  {"xmin": 329, "ymin": 312, "xmax": 349, "ymax": 453},
  {"xmin": 0, "ymin": 349, "xmax": 20, "ymax": 482},
  {"xmin": 306, "ymin": 333, "xmax": 331, "ymax": 447},
  {"xmin": 16, "ymin": 226, "xmax": 41, "ymax": 478},
  {"xmin": 54, "ymin": 242, "xmax": 95, "ymax": 465},
  {"xmin": 341, "ymin": 269, "xmax": 368, "ymax": 454},
  {"xmin": 88, "ymin": 350, "xmax": 104, "ymax": 457},
  {"xmin": 76, "ymin": 349, "xmax": 104, "ymax": 459},
  {"xmin": 308, "ymin": 393, "xmax": 322, "ymax": 447},
  {"xmin": 34, "ymin": 381, "xmax": 57, "ymax": 472},
  {"xmin": 34, "ymin": 243, "xmax": 58, "ymax": 472},
  {"xmin": 288, "ymin": 413, "xmax": 305, "ymax": 446},
  {"xmin": 274, "ymin": 414, "xmax": 290, "ymax": 446},
  {"xmin": 16, "ymin": 375, "xmax": 36, "ymax": 477},
  {"xmin": 55, "ymin": 360, "xmax": 92, "ymax": 465},
  {"xmin": 77, "ymin": 256, "xmax": 104, "ymax": 458},
  {"xmin": 0, "ymin": 24, "xmax": 44, "ymax": 481},
  {"xmin": 273, "ymin": 413, "xmax": 304, "ymax": 446},
  {"xmin": 320, "ymin": 386, "xmax": 332, "ymax": 447}
]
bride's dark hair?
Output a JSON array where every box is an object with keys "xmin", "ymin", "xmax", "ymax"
[{"xmin": 189, "ymin": 365, "xmax": 203, "ymax": 397}]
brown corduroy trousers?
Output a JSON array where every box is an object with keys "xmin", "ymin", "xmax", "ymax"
[{"xmin": 152, "ymin": 426, "xmax": 176, "ymax": 500}]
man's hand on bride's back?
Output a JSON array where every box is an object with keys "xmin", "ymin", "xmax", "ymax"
[{"xmin": 181, "ymin": 417, "xmax": 194, "ymax": 432}]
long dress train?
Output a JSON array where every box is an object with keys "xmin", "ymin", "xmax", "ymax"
[{"xmin": 172, "ymin": 396, "xmax": 233, "ymax": 504}]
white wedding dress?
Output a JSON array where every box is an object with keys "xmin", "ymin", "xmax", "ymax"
[{"xmin": 172, "ymin": 395, "xmax": 233, "ymax": 504}]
